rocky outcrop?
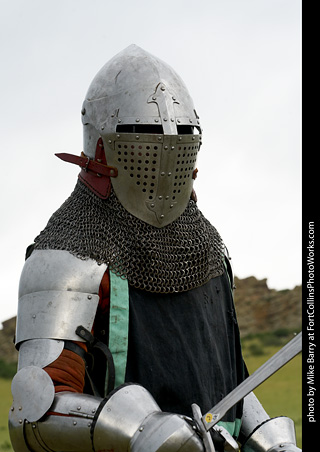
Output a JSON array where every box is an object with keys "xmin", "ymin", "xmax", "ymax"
[{"xmin": 233, "ymin": 276, "xmax": 302, "ymax": 337}]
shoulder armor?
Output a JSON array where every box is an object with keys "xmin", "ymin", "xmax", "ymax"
[{"xmin": 16, "ymin": 250, "xmax": 107, "ymax": 346}]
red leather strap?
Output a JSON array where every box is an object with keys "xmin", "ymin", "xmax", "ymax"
[
  {"xmin": 55, "ymin": 153, "xmax": 117, "ymax": 178},
  {"xmin": 55, "ymin": 138, "xmax": 117, "ymax": 199}
]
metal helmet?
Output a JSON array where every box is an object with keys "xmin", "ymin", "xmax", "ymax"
[{"xmin": 81, "ymin": 44, "xmax": 202, "ymax": 228}]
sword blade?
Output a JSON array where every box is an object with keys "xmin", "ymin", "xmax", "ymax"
[{"xmin": 202, "ymin": 331, "xmax": 302, "ymax": 431}]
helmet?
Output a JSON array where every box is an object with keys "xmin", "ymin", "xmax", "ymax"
[{"xmin": 81, "ymin": 44, "xmax": 202, "ymax": 227}]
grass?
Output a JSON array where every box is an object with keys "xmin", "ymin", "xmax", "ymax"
[
  {"xmin": 241, "ymin": 331, "xmax": 302, "ymax": 448},
  {"xmin": 0, "ymin": 379, "xmax": 13, "ymax": 452},
  {"xmin": 0, "ymin": 330, "xmax": 302, "ymax": 450}
]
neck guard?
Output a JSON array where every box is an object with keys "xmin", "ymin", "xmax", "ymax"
[{"xmin": 34, "ymin": 181, "xmax": 225, "ymax": 293}]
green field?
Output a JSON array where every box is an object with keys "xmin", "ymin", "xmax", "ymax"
[{"xmin": 0, "ymin": 332, "xmax": 302, "ymax": 451}]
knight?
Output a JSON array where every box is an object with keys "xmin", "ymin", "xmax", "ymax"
[{"xmin": 9, "ymin": 44, "xmax": 301, "ymax": 452}]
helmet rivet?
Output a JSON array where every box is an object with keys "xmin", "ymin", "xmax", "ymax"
[
  {"xmin": 158, "ymin": 137, "xmax": 162, "ymax": 141},
  {"xmin": 118, "ymin": 119, "xmax": 122, "ymax": 123},
  {"xmin": 136, "ymin": 136, "xmax": 140, "ymax": 140},
  {"xmin": 155, "ymin": 119, "xmax": 159, "ymax": 123},
  {"xmin": 136, "ymin": 118, "xmax": 140, "ymax": 122},
  {"xmin": 159, "ymin": 196, "xmax": 163, "ymax": 200}
]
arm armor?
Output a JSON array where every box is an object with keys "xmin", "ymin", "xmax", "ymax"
[
  {"xmin": 9, "ymin": 250, "xmax": 204, "ymax": 452},
  {"xmin": 239, "ymin": 392, "xmax": 301, "ymax": 452}
]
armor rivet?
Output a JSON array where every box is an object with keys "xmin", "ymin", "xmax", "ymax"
[
  {"xmin": 165, "ymin": 196, "xmax": 169, "ymax": 200},
  {"xmin": 108, "ymin": 140, "xmax": 112, "ymax": 144},
  {"xmin": 77, "ymin": 406, "xmax": 81, "ymax": 411},
  {"xmin": 158, "ymin": 136, "xmax": 162, "ymax": 141},
  {"xmin": 164, "ymin": 118, "xmax": 167, "ymax": 121},
  {"xmin": 118, "ymin": 119, "xmax": 122, "ymax": 123},
  {"xmin": 170, "ymin": 204, "xmax": 174, "ymax": 208},
  {"xmin": 32, "ymin": 423, "xmax": 36, "ymax": 428},
  {"xmin": 101, "ymin": 126, "xmax": 104, "ymax": 130},
  {"xmin": 190, "ymin": 119, "xmax": 193, "ymax": 123},
  {"xmin": 19, "ymin": 419, "xmax": 23, "ymax": 424},
  {"xmin": 139, "ymin": 427, "xmax": 144, "ymax": 432},
  {"xmin": 172, "ymin": 96, "xmax": 176, "ymax": 101},
  {"xmin": 73, "ymin": 421, "xmax": 77, "ymax": 426},
  {"xmin": 88, "ymin": 422, "xmax": 92, "ymax": 427},
  {"xmin": 192, "ymin": 136, "xmax": 195, "ymax": 140},
  {"xmin": 161, "ymin": 86, "xmax": 165, "ymax": 91},
  {"xmin": 155, "ymin": 119, "xmax": 159, "ymax": 122},
  {"xmin": 171, "ymin": 146, "xmax": 175, "ymax": 150},
  {"xmin": 164, "ymin": 146, "xmax": 168, "ymax": 150},
  {"xmin": 87, "ymin": 295, "xmax": 92, "ymax": 300},
  {"xmin": 136, "ymin": 118, "xmax": 140, "ymax": 122},
  {"xmin": 10, "ymin": 407, "xmax": 14, "ymax": 411},
  {"xmin": 92, "ymin": 409, "xmax": 96, "ymax": 413},
  {"xmin": 171, "ymin": 118, "xmax": 174, "ymax": 122},
  {"xmin": 150, "ymin": 204, "xmax": 155, "ymax": 208},
  {"xmin": 160, "ymin": 214, "xmax": 164, "ymax": 218},
  {"xmin": 160, "ymin": 172, "xmax": 165, "ymax": 176},
  {"xmin": 32, "ymin": 315, "xmax": 36, "ymax": 319},
  {"xmin": 18, "ymin": 407, "xmax": 22, "ymax": 411},
  {"xmin": 158, "ymin": 196, "xmax": 163, "ymax": 200},
  {"xmin": 177, "ymin": 119, "xmax": 181, "ymax": 123},
  {"xmin": 136, "ymin": 136, "xmax": 140, "ymax": 140},
  {"xmin": 179, "ymin": 137, "xmax": 182, "ymax": 141},
  {"xmin": 168, "ymin": 172, "xmax": 172, "ymax": 176},
  {"xmin": 117, "ymin": 134, "xmax": 120, "ymax": 138},
  {"xmin": 111, "ymin": 114, "xmax": 115, "ymax": 117},
  {"xmin": 152, "ymin": 96, "xmax": 157, "ymax": 100}
]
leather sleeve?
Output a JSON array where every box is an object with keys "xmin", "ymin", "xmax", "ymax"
[{"xmin": 43, "ymin": 270, "xmax": 111, "ymax": 393}]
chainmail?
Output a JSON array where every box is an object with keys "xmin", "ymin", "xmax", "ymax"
[{"xmin": 33, "ymin": 180, "xmax": 225, "ymax": 293}]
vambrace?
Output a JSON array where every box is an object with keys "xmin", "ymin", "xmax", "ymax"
[
  {"xmin": 9, "ymin": 383, "xmax": 205, "ymax": 452},
  {"xmin": 239, "ymin": 392, "xmax": 301, "ymax": 452}
]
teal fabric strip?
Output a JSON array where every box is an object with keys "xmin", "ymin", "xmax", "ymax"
[
  {"xmin": 217, "ymin": 418, "xmax": 242, "ymax": 438},
  {"xmin": 107, "ymin": 272, "xmax": 130, "ymax": 391}
]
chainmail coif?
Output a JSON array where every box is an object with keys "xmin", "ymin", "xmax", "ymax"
[{"xmin": 34, "ymin": 180, "xmax": 225, "ymax": 293}]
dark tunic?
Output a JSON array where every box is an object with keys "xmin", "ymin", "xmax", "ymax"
[{"xmin": 125, "ymin": 271, "xmax": 246, "ymax": 423}]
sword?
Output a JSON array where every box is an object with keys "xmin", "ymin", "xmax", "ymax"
[{"xmin": 202, "ymin": 331, "xmax": 302, "ymax": 431}]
